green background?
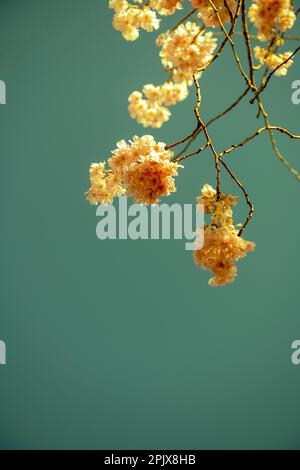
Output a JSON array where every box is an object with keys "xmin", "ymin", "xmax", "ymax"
[{"xmin": 0, "ymin": 0, "xmax": 299, "ymax": 450}]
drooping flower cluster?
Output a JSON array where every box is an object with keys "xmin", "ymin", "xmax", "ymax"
[
  {"xmin": 109, "ymin": 0, "xmax": 160, "ymax": 41},
  {"xmin": 157, "ymin": 22, "xmax": 217, "ymax": 83},
  {"xmin": 86, "ymin": 135, "xmax": 180, "ymax": 205},
  {"xmin": 150, "ymin": 0, "xmax": 183, "ymax": 16},
  {"xmin": 254, "ymin": 46, "xmax": 293, "ymax": 76},
  {"xmin": 193, "ymin": 184, "xmax": 255, "ymax": 286},
  {"xmin": 128, "ymin": 82, "xmax": 188, "ymax": 127},
  {"xmin": 248, "ymin": 0, "xmax": 296, "ymax": 41},
  {"xmin": 191, "ymin": 0, "xmax": 238, "ymax": 28}
]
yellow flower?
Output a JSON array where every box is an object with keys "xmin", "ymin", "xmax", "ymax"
[
  {"xmin": 249, "ymin": 0, "xmax": 295, "ymax": 41},
  {"xmin": 85, "ymin": 163, "xmax": 125, "ymax": 205},
  {"xmin": 194, "ymin": 184, "xmax": 255, "ymax": 286},
  {"xmin": 87, "ymin": 136, "xmax": 180, "ymax": 205},
  {"xmin": 123, "ymin": 153, "xmax": 179, "ymax": 204},
  {"xmin": 194, "ymin": 225, "xmax": 255, "ymax": 286},
  {"xmin": 110, "ymin": 1, "xmax": 160, "ymax": 41},
  {"xmin": 157, "ymin": 22, "xmax": 217, "ymax": 84},
  {"xmin": 254, "ymin": 46, "xmax": 293, "ymax": 76},
  {"xmin": 150, "ymin": 0, "xmax": 183, "ymax": 16},
  {"xmin": 197, "ymin": 184, "xmax": 238, "ymax": 226},
  {"xmin": 128, "ymin": 82, "xmax": 188, "ymax": 128}
]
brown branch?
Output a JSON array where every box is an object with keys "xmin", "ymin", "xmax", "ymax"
[
  {"xmin": 193, "ymin": 73, "xmax": 221, "ymax": 195},
  {"xmin": 207, "ymin": 0, "xmax": 255, "ymax": 91},
  {"xmin": 257, "ymin": 99, "xmax": 300, "ymax": 181},
  {"xmin": 172, "ymin": 87, "xmax": 250, "ymax": 158},
  {"xmin": 196, "ymin": 0, "xmax": 242, "ymax": 74},
  {"xmin": 173, "ymin": 143, "xmax": 209, "ymax": 162},
  {"xmin": 219, "ymin": 159, "xmax": 254, "ymax": 236},
  {"xmin": 169, "ymin": 8, "xmax": 197, "ymax": 33},
  {"xmin": 241, "ymin": 0, "xmax": 255, "ymax": 86},
  {"xmin": 224, "ymin": 0, "xmax": 234, "ymax": 24},
  {"xmin": 166, "ymin": 125, "xmax": 201, "ymax": 150},
  {"xmin": 220, "ymin": 126, "xmax": 300, "ymax": 157}
]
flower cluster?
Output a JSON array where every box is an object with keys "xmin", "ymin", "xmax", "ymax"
[
  {"xmin": 254, "ymin": 46, "xmax": 293, "ymax": 76},
  {"xmin": 150, "ymin": 0, "xmax": 183, "ymax": 16},
  {"xmin": 248, "ymin": 0, "xmax": 296, "ymax": 41},
  {"xmin": 157, "ymin": 22, "xmax": 217, "ymax": 83},
  {"xmin": 193, "ymin": 185, "xmax": 255, "ymax": 286},
  {"xmin": 86, "ymin": 135, "xmax": 180, "ymax": 205},
  {"xmin": 128, "ymin": 81, "xmax": 188, "ymax": 127},
  {"xmin": 109, "ymin": 0, "xmax": 160, "ymax": 41},
  {"xmin": 85, "ymin": 162, "xmax": 125, "ymax": 205},
  {"xmin": 191, "ymin": 0, "xmax": 238, "ymax": 28}
]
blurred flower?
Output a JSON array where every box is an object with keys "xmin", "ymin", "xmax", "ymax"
[
  {"xmin": 190, "ymin": 0, "xmax": 238, "ymax": 28},
  {"xmin": 254, "ymin": 46, "xmax": 293, "ymax": 76},
  {"xmin": 248, "ymin": 0, "xmax": 296, "ymax": 41}
]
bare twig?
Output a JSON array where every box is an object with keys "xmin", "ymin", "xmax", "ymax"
[
  {"xmin": 170, "ymin": 8, "xmax": 197, "ymax": 33},
  {"xmin": 174, "ymin": 143, "xmax": 209, "ymax": 162},
  {"xmin": 196, "ymin": 0, "xmax": 243, "ymax": 74},
  {"xmin": 172, "ymin": 87, "xmax": 250, "ymax": 158},
  {"xmin": 251, "ymin": 47, "xmax": 300, "ymax": 103},
  {"xmin": 219, "ymin": 159, "xmax": 254, "ymax": 235},
  {"xmin": 220, "ymin": 126, "xmax": 300, "ymax": 157},
  {"xmin": 193, "ymin": 73, "xmax": 221, "ymax": 195}
]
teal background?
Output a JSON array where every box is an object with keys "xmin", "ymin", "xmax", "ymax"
[{"xmin": 0, "ymin": 0, "xmax": 300, "ymax": 450}]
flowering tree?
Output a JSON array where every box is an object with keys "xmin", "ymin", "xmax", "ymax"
[{"xmin": 86, "ymin": 0, "xmax": 300, "ymax": 286}]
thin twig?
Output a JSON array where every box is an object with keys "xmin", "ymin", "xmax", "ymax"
[
  {"xmin": 241, "ymin": 0, "xmax": 255, "ymax": 86},
  {"xmin": 207, "ymin": 0, "xmax": 255, "ymax": 91},
  {"xmin": 170, "ymin": 8, "xmax": 197, "ymax": 33},
  {"xmin": 174, "ymin": 143, "xmax": 209, "ymax": 162},
  {"xmin": 251, "ymin": 46, "xmax": 300, "ymax": 103},
  {"xmin": 172, "ymin": 87, "xmax": 250, "ymax": 158},
  {"xmin": 196, "ymin": 0, "xmax": 243, "ymax": 74},
  {"xmin": 219, "ymin": 159, "xmax": 254, "ymax": 235},
  {"xmin": 193, "ymin": 73, "xmax": 221, "ymax": 195},
  {"xmin": 220, "ymin": 126, "xmax": 300, "ymax": 157}
]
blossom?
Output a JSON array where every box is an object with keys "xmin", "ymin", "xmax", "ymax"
[
  {"xmin": 85, "ymin": 162, "xmax": 125, "ymax": 205},
  {"xmin": 157, "ymin": 82, "xmax": 189, "ymax": 106},
  {"xmin": 248, "ymin": 0, "xmax": 296, "ymax": 41},
  {"xmin": 157, "ymin": 22, "xmax": 217, "ymax": 83},
  {"xmin": 86, "ymin": 136, "xmax": 180, "ymax": 206},
  {"xmin": 149, "ymin": 0, "xmax": 183, "ymax": 16},
  {"xmin": 108, "ymin": 135, "xmax": 170, "ymax": 173},
  {"xmin": 191, "ymin": 0, "xmax": 238, "ymax": 28},
  {"xmin": 194, "ymin": 225, "xmax": 255, "ymax": 286},
  {"xmin": 128, "ymin": 90, "xmax": 171, "ymax": 128},
  {"xmin": 254, "ymin": 46, "xmax": 293, "ymax": 76},
  {"xmin": 197, "ymin": 183, "xmax": 238, "ymax": 226},
  {"xmin": 109, "ymin": 1, "xmax": 160, "ymax": 41},
  {"xmin": 109, "ymin": 0, "xmax": 128, "ymax": 12},
  {"xmin": 123, "ymin": 153, "xmax": 179, "ymax": 204},
  {"xmin": 193, "ymin": 184, "xmax": 255, "ymax": 286},
  {"xmin": 128, "ymin": 82, "xmax": 188, "ymax": 127}
]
